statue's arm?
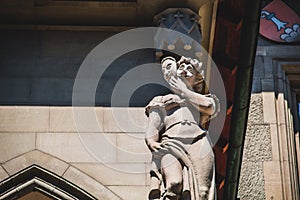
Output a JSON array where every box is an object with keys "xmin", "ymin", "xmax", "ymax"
[
  {"xmin": 145, "ymin": 110, "xmax": 163, "ymax": 152},
  {"xmin": 169, "ymin": 77, "xmax": 216, "ymax": 115},
  {"xmin": 182, "ymin": 89, "xmax": 216, "ymax": 115}
]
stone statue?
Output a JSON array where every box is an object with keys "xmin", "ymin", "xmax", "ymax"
[{"xmin": 145, "ymin": 56, "xmax": 219, "ymax": 200}]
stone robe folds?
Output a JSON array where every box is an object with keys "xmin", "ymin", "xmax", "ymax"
[{"xmin": 145, "ymin": 94, "xmax": 218, "ymax": 200}]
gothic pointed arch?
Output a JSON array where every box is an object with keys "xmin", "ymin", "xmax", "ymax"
[{"xmin": 0, "ymin": 151, "xmax": 121, "ymax": 200}]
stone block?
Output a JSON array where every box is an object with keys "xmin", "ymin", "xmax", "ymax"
[
  {"xmin": 0, "ymin": 56, "xmax": 34, "ymax": 78},
  {"xmin": 0, "ymin": 78, "xmax": 30, "ymax": 104},
  {"xmin": 262, "ymin": 57, "xmax": 274, "ymax": 78},
  {"xmin": 247, "ymin": 93, "xmax": 263, "ymax": 124},
  {"xmin": 42, "ymin": 31, "xmax": 114, "ymax": 57},
  {"xmin": 0, "ymin": 106, "xmax": 49, "ymax": 132},
  {"xmin": 243, "ymin": 124, "xmax": 272, "ymax": 162},
  {"xmin": 276, "ymin": 93, "xmax": 287, "ymax": 125},
  {"xmin": 0, "ymin": 30, "xmax": 41, "ymax": 56},
  {"xmin": 263, "ymin": 161, "xmax": 283, "ymax": 199},
  {"xmin": 36, "ymin": 133, "xmax": 117, "ymax": 163},
  {"xmin": 269, "ymin": 124, "xmax": 280, "ymax": 161},
  {"xmin": 33, "ymin": 56, "xmax": 82, "ymax": 79},
  {"xmin": 2, "ymin": 150, "xmax": 69, "ymax": 176},
  {"xmin": 264, "ymin": 182, "xmax": 283, "ymax": 200},
  {"xmin": 0, "ymin": 165, "xmax": 8, "ymax": 181},
  {"xmin": 261, "ymin": 78, "xmax": 274, "ymax": 91},
  {"xmin": 238, "ymin": 161, "xmax": 265, "ymax": 199},
  {"xmin": 279, "ymin": 124, "xmax": 289, "ymax": 161},
  {"xmin": 0, "ymin": 133, "xmax": 35, "ymax": 163},
  {"xmin": 107, "ymin": 186, "xmax": 149, "ymax": 200},
  {"xmin": 63, "ymin": 166, "xmax": 121, "ymax": 200},
  {"xmin": 73, "ymin": 163, "xmax": 147, "ymax": 186},
  {"xmin": 263, "ymin": 161, "xmax": 282, "ymax": 183},
  {"xmin": 117, "ymin": 133, "xmax": 151, "ymax": 163},
  {"xmin": 251, "ymin": 77, "xmax": 262, "ymax": 93},
  {"xmin": 103, "ymin": 107, "xmax": 147, "ymax": 133},
  {"xmin": 50, "ymin": 107, "xmax": 103, "ymax": 132},
  {"xmin": 256, "ymin": 46, "xmax": 266, "ymax": 56},
  {"xmin": 253, "ymin": 56, "xmax": 265, "ymax": 78},
  {"xmin": 30, "ymin": 78, "xmax": 74, "ymax": 105},
  {"xmin": 262, "ymin": 92, "xmax": 277, "ymax": 124}
]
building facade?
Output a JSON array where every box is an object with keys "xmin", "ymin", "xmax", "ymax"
[{"xmin": 2, "ymin": 0, "xmax": 299, "ymax": 200}]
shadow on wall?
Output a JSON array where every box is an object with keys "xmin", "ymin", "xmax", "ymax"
[{"xmin": 0, "ymin": 30, "xmax": 171, "ymax": 107}]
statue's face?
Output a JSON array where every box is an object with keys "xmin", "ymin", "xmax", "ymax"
[
  {"xmin": 162, "ymin": 58, "xmax": 177, "ymax": 81},
  {"xmin": 177, "ymin": 63, "xmax": 196, "ymax": 87}
]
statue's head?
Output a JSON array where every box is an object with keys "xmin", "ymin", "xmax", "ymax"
[
  {"xmin": 161, "ymin": 56, "xmax": 177, "ymax": 82},
  {"xmin": 177, "ymin": 56, "xmax": 206, "ymax": 93}
]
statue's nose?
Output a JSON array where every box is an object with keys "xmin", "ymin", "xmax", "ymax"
[{"xmin": 181, "ymin": 70, "xmax": 187, "ymax": 76}]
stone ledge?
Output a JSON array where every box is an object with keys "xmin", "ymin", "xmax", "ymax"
[
  {"xmin": 0, "ymin": 106, "xmax": 49, "ymax": 132},
  {"xmin": 50, "ymin": 107, "xmax": 103, "ymax": 132}
]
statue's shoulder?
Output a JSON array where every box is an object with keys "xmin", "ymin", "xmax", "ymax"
[
  {"xmin": 145, "ymin": 94, "xmax": 185, "ymax": 117},
  {"xmin": 145, "ymin": 96, "xmax": 164, "ymax": 117}
]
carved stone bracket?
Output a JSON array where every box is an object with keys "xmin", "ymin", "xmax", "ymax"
[{"xmin": 154, "ymin": 8, "xmax": 203, "ymax": 58}]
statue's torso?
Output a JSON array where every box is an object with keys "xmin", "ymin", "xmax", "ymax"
[{"xmin": 146, "ymin": 94, "xmax": 206, "ymax": 139}]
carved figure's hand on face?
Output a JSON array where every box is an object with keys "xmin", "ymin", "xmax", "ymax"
[
  {"xmin": 169, "ymin": 76, "xmax": 189, "ymax": 95},
  {"xmin": 161, "ymin": 57, "xmax": 177, "ymax": 82}
]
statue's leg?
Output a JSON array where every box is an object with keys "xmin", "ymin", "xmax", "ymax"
[
  {"xmin": 188, "ymin": 137, "xmax": 215, "ymax": 200},
  {"xmin": 161, "ymin": 154, "xmax": 183, "ymax": 200}
]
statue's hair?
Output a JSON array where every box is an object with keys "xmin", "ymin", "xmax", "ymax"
[
  {"xmin": 177, "ymin": 56, "xmax": 208, "ymax": 94},
  {"xmin": 161, "ymin": 56, "xmax": 176, "ymax": 65}
]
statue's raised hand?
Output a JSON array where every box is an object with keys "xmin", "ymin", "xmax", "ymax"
[{"xmin": 169, "ymin": 76, "xmax": 189, "ymax": 96}]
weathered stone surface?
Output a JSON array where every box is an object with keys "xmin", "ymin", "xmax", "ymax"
[
  {"xmin": 263, "ymin": 161, "xmax": 283, "ymax": 199},
  {"xmin": 30, "ymin": 78, "xmax": 74, "ymax": 104},
  {"xmin": 117, "ymin": 133, "xmax": 151, "ymax": 163},
  {"xmin": 2, "ymin": 150, "xmax": 69, "ymax": 176},
  {"xmin": 63, "ymin": 166, "xmax": 122, "ymax": 200},
  {"xmin": 73, "ymin": 163, "xmax": 147, "ymax": 186},
  {"xmin": 262, "ymin": 92, "xmax": 277, "ymax": 124},
  {"xmin": 0, "ymin": 56, "xmax": 34, "ymax": 78},
  {"xmin": 0, "ymin": 133, "xmax": 35, "ymax": 163},
  {"xmin": 247, "ymin": 94, "xmax": 263, "ymax": 125},
  {"xmin": 238, "ymin": 161, "xmax": 266, "ymax": 200},
  {"xmin": 251, "ymin": 77, "xmax": 262, "ymax": 93},
  {"xmin": 50, "ymin": 107, "xmax": 103, "ymax": 132},
  {"xmin": 0, "ymin": 165, "xmax": 8, "ymax": 181},
  {"xmin": 0, "ymin": 30, "xmax": 41, "ymax": 56},
  {"xmin": 261, "ymin": 78, "xmax": 274, "ymax": 91},
  {"xmin": 50, "ymin": 107, "xmax": 77, "ymax": 132},
  {"xmin": 33, "ymin": 56, "xmax": 82, "ymax": 79},
  {"xmin": 107, "ymin": 186, "xmax": 149, "ymax": 200},
  {"xmin": 243, "ymin": 124, "xmax": 272, "ymax": 162},
  {"xmin": 42, "ymin": 31, "xmax": 113, "ymax": 57},
  {"xmin": 36, "ymin": 133, "xmax": 101, "ymax": 163},
  {"xmin": 103, "ymin": 107, "xmax": 147, "ymax": 133},
  {"xmin": 0, "ymin": 78, "xmax": 31, "ymax": 103},
  {"xmin": 252, "ymin": 56, "xmax": 265, "ymax": 79},
  {"xmin": 37, "ymin": 132, "xmax": 119, "ymax": 163},
  {"xmin": 0, "ymin": 107, "xmax": 49, "ymax": 132}
]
